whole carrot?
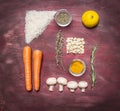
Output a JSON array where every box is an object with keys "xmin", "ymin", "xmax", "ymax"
[
  {"xmin": 23, "ymin": 46, "xmax": 32, "ymax": 91},
  {"xmin": 33, "ymin": 50, "xmax": 42, "ymax": 91}
]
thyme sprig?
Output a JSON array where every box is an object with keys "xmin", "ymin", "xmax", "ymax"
[
  {"xmin": 55, "ymin": 30, "xmax": 65, "ymax": 71},
  {"xmin": 90, "ymin": 46, "xmax": 98, "ymax": 88}
]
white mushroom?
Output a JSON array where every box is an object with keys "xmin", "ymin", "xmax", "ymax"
[
  {"xmin": 57, "ymin": 77, "xmax": 67, "ymax": 92},
  {"xmin": 46, "ymin": 77, "xmax": 57, "ymax": 91},
  {"xmin": 67, "ymin": 81, "xmax": 78, "ymax": 92},
  {"xmin": 78, "ymin": 81, "xmax": 88, "ymax": 92}
]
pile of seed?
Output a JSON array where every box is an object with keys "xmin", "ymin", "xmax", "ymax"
[{"xmin": 66, "ymin": 37, "xmax": 85, "ymax": 54}]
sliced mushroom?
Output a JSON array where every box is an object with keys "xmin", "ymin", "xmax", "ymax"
[
  {"xmin": 67, "ymin": 81, "xmax": 78, "ymax": 92},
  {"xmin": 46, "ymin": 77, "xmax": 57, "ymax": 91},
  {"xmin": 78, "ymin": 81, "xmax": 88, "ymax": 92},
  {"xmin": 57, "ymin": 77, "xmax": 67, "ymax": 92}
]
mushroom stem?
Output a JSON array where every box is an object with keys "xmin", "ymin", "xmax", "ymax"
[
  {"xmin": 49, "ymin": 85, "xmax": 54, "ymax": 91},
  {"xmin": 70, "ymin": 89, "xmax": 75, "ymax": 92},
  {"xmin": 81, "ymin": 88, "xmax": 85, "ymax": 92},
  {"xmin": 59, "ymin": 84, "xmax": 64, "ymax": 92}
]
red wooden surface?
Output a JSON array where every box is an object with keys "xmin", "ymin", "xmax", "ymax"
[{"xmin": 0, "ymin": 0, "xmax": 120, "ymax": 111}]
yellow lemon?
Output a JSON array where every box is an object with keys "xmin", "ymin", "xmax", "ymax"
[{"xmin": 82, "ymin": 10, "xmax": 99, "ymax": 28}]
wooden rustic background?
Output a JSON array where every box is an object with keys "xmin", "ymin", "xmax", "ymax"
[{"xmin": 0, "ymin": 0, "xmax": 120, "ymax": 111}]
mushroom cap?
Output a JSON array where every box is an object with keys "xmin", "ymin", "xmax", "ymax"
[
  {"xmin": 67, "ymin": 81, "xmax": 78, "ymax": 89},
  {"xmin": 78, "ymin": 81, "xmax": 88, "ymax": 88},
  {"xmin": 46, "ymin": 77, "xmax": 57, "ymax": 85},
  {"xmin": 57, "ymin": 77, "xmax": 67, "ymax": 85}
]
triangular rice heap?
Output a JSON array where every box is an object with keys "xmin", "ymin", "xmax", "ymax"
[{"xmin": 25, "ymin": 10, "xmax": 56, "ymax": 44}]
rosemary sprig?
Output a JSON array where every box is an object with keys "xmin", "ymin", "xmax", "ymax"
[
  {"xmin": 90, "ymin": 46, "xmax": 98, "ymax": 88},
  {"xmin": 55, "ymin": 30, "xmax": 65, "ymax": 71}
]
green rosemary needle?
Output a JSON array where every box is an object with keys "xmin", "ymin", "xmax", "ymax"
[{"xmin": 90, "ymin": 45, "xmax": 98, "ymax": 88}]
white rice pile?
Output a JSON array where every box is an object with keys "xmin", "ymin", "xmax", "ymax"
[{"xmin": 25, "ymin": 10, "xmax": 56, "ymax": 44}]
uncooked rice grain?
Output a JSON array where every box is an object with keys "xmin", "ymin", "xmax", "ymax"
[{"xmin": 25, "ymin": 10, "xmax": 56, "ymax": 44}]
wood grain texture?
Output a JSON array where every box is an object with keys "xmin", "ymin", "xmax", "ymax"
[{"xmin": 0, "ymin": 0, "xmax": 120, "ymax": 111}]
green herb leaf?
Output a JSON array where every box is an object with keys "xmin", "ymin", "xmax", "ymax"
[
  {"xmin": 55, "ymin": 30, "xmax": 65, "ymax": 71},
  {"xmin": 90, "ymin": 45, "xmax": 98, "ymax": 88}
]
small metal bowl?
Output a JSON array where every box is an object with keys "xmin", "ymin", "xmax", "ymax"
[
  {"xmin": 69, "ymin": 59, "xmax": 86, "ymax": 77},
  {"xmin": 54, "ymin": 9, "xmax": 72, "ymax": 27}
]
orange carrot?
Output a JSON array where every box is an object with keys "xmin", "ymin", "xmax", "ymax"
[
  {"xmin": 33, "ymin": 50, "xmax": 42, "ymax": 91},
  {"xmin": 23, "ymin": 46, "xmax": 32, "ymax": 91}
]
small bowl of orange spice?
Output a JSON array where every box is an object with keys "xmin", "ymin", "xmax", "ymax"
[{"xmin": 69, "ymin": 59, "xmax": 86, "ymax": 77}]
